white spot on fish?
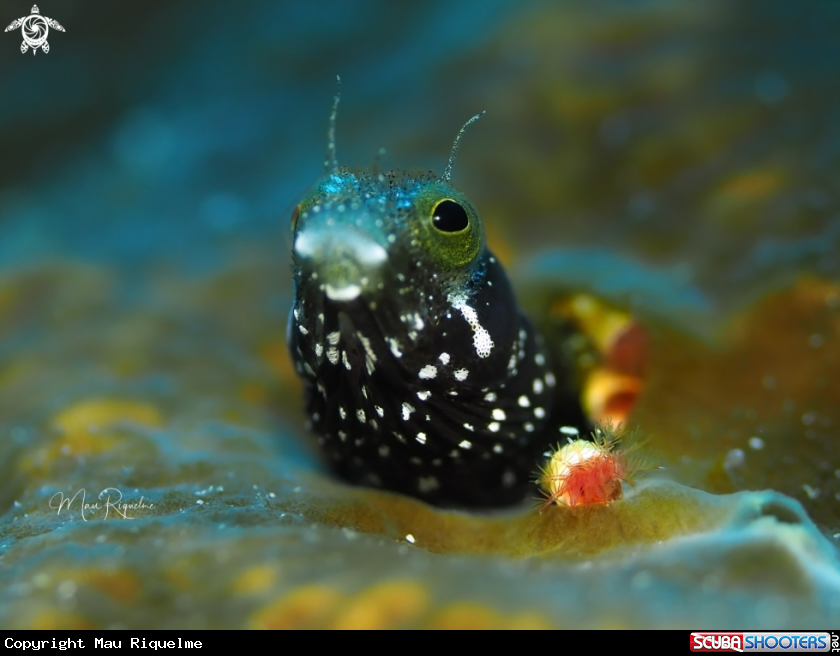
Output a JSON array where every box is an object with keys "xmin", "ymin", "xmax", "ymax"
[
  {"xmin": 524, "ymin": 422, "xmax": 534, "ymax": 432},
  {"xmin": 298, "ymin": 325, "xmax": 309, "ymax": 335},
  {"xmin": 417, "ymin": 390, "xmax": 431, "ymax": 401},
  {"xmin": 356, "ymin": 409, "xmax": 366, "ymax": 423},
  {"xmin": 533, "ymin": 379, "xmax": 544, "ymax": 394},
  {"xmin": 339, "ymin": 407, "xmax": 347, "ymax": 420},
  {"xmin": 439, "ymin": 352, "xmax": 451, "ymax": 365},
  {"xmin": 327, "ymin": 331, "xmax": 341, "ymax": 345},
  {"xmin": 375, "ymin": 405, "xmax": 385, "ymax": 417},
  {"xmin": 492, "ymin": 409, "xmax": 506, "ymax": 421},
  {"xmin": 389, "ymin": 338, "xmax": 403, "ymax": 358},
  {"xmin": 518, "ymin": 395, "xmax": 530, "ymax": 407},
  {"xmin": 484, "ymin": 392, "xmax": 497, "ymax": 402},
  {"xmin": 454, "ymin": 368, "xmax": 469, "ymax": 381},
  {"xmin": 534, "ymin": 407, "xmax": 546, "ymax": 419},
  {"xmin": 402, "ymin": 403, "xmax": 415, "ymax": 421},
  {"xmin": 419, "ymin": 365, "xmax": 437, "ymax": 380},
  {"xmin": 418, "ymin": 476, "xmax": 439, "ymax": 493},
  {"xmin": 560, "ymin": 426, "xmax": 579, "ymax": 436},
  {"xmin": 342, "ymin": 351, "xmax": 351, "ymax": 370},
  {"xmin": 493, "ymin": 444, "xmax": 503, "ymax": 454},
  {"xmin": 488, "ymin": 422, "xmax": 500, "ymax": 433},
  {"xmin": 463, "ymin": 423, "xmax": 474, "ymax": 432},
  {"xmin": 327, "ymin": 347, "xmax": 339, "ymax": 365},
  {"xmin": 459, "ymin": 439, "xmax": 472, "ymax": 450},
  {"xmin": 416, "ymin": 433, "xmax": 427, "ymax": 445},
  {"xmin": 535, "ymin": 353, "xmax": 545, "ymax": 366},
  {"xmin": 315, "ymin": 343, "xmax": 324, "ymax": 357},
  {"xmin": 545, "ymin": 373, "xmax": 556, "ymax": 387}
]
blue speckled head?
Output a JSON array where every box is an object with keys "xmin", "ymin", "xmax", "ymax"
[{"xmin": 287, "ymin": 97, "xmax": 591, "ymax": 507}]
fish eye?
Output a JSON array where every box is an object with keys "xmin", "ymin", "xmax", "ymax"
[
  {"xmin": 431, "ymin": 199, "xmax": 469, "ymax": 233},
  {"xmin": 290, "ymin": 203, "xmax": 302, "ymax": 232}
]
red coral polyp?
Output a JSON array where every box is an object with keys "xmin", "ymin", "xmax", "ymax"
[{"xmin": 538, "ymin": 430, "xmax": 639, "ymax": 509}]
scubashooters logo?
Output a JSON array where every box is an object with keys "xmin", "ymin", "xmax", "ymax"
[
  {"xmin": 690, "ymin": 632, "xmax": 836, "ymax": 653},
  {"xmin": 4, "ymin": 5, "xmax": 64, "ymax": 54}
]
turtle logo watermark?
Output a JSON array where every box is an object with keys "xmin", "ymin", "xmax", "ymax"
[{"xmin": 4, "ymin": 4, "xmax": 64, "ymax": 55}]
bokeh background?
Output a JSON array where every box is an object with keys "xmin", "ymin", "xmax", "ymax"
[{"xmin": 1, "ymin": 0, "xmax": 839, "ymax": 629}]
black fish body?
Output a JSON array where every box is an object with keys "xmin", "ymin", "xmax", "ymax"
[{"xmin": 287, "ymin": 114, "xmax": 591, "ymax": 508}]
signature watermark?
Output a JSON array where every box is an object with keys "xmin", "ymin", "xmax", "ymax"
[
  {"xmin": 49, "ymin": 488, "xmax": 155, "ymax": 521},
  {"xmin": 4, "ymin": 4, "xmax": 65, "ymax": 55}
]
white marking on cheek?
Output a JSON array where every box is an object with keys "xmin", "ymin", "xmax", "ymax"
[
  {"xmin": 454, "ymin": 369, "xmax": 469, "ymax": 381},
  {"xmin": 438, "ymin": 352, "xmax": 450, "ymax": 365},
  {"xmin": 417, "ymin": 390, "xmax": 431, "ymax": 401},
  {"xmin": 518, "ymin": 395, "xmax": 530, "ymax": 407},
  {"xmin": 534, "ymin": 407, "xmax": 546, "ymax": 419},
  {"xmin": 453, "ymin": 302, "xmax": 494, "ymax": 358},
  {"xmin": 418, "ymin": 365, "xmax": 437, "ymax": 380},
  {"xmin": 416, "ymin": 433, "xmax": 427, "ymax": 445},
  {"xmin": 375, "ymin": 405, "xmax": 384, "ymax": 417},
  {"xmin": 492, "ymin": 409, "xmax": 506, "ymax": 421},
  {"xmin": 356, "ymin": 409, "xmax": 366, "ymax": 423},
  {"xmin": 488, "ymin": 422, "xmax": 500, "ymax": 433}
]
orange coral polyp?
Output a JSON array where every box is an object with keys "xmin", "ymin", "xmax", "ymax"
[{"xmin": 539, "ymin": 437, "xmax": 630, "ymax": 509}]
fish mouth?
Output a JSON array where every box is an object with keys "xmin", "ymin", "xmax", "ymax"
[{"xmin": 294, "ymin": 226, "xmax": 388, "ymax": 302}]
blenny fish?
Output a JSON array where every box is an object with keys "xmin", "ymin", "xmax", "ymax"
[{"xmin": 287, "ymin": 85, "xmax": 592, "ymax": 507}]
